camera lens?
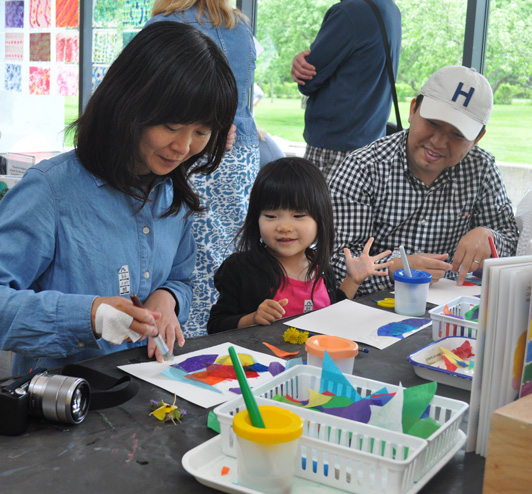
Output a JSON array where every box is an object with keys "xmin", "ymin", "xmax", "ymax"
[{"xmin": 28, "ymin": 374, "xmax": 91, "ymax": 425}]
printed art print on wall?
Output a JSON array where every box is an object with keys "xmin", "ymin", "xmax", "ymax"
[
  {"xmin": 29, "ymin": 0, "xmax": 51, "ymax": 28},
  {"xmin": 5, "ymin": 64, "xmax": 22, "ymax": 92},
  {"xmin": 5, "ymin": 33, "xmax": 24, "ymax": 60},
  {"xmin": 56, "ymin": 0, "xmax": 78, "ymax": 27},
  {"xmin": 6, "ymin": 1, "xmax": 25, "ymax": 28}
]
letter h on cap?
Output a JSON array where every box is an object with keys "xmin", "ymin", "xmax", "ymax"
[{"xmin": 452, "ymin": 82, "xmax": 475, "ymax": 108}]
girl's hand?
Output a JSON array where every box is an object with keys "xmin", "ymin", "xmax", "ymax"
[
  {"xmin": 340, "ymin": 238, "xmax": 392, "ymax": 299},
  {"xmin": 254, "ymin": 298, "xmax": 289, "ymax": 325}
]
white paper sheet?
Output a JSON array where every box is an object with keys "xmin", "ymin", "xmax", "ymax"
[
  {"xmin": 284, "ymin": 299, "xmax": 431, "ymax": 350},
  {"xmin": 118, "ymin": 342, "xmax": 287, "ymax": 409},
  {"xmin": 426, "ymin": 278, "xmax": 481, "ymax": 306}
]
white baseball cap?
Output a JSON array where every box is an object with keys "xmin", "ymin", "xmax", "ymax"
[{"xmin": 419, "ymin": 65, "xmax": 493, "ymax": 141}]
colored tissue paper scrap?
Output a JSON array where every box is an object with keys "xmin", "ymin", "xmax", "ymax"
[
  {"xmin": 272, "ymin": 351, "xmax": 441, "ymax": 439},
  {"xmin": 118, "ymin": 343, "xmax": 288, "ymax": 408},
  {"xmin": 262, "ymin": 341, "xmax": 299, "ymax": 358}
]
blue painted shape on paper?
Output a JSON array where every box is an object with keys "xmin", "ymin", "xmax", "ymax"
[{"xmin": 377, "ymin": 318, "xmax": 431, "ymax": 339}]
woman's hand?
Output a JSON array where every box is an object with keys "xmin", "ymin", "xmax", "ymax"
[
  {"xmin": 91, "ymin": 296, "xmax": 158, "ymax": 340},
  {"xmin": 225, "ymin": 124, "xmax": 237, "ymax": 151},
  {"xmin": 144, "ymin": 289, "xmax": 184, "ymax": 362}
]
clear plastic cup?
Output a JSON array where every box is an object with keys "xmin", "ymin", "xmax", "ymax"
[
  {"xmin": 232, "ymin": 405, "xmax": 303, "ymax": 494},
  {"xmin": 305, "ymin": 335, "xmax": 358, "ymax": 374},
  {"xmin": 394, "ymin": 269, "xmax": 432, "ymax": 316}
]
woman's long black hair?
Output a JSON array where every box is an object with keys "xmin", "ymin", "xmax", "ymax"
[
  {"xmin": 71, "ymin": 21, "xmax": 237, "ymax": 217},
  {"xmin": 237, "ymin": 157, "xmax": 335, "ymax": 296}
]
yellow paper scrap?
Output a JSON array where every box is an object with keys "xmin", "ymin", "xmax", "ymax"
[
  {"xmin": 438, "ymin": 346, "xmax": 469, "ymax": 367},
  {"xmin": 303, "ymin": 388, "xmax": 332, "ymax": 408},
  {"xmin": 216, "ymin": 353, "xmax": 255, "ymax": 367}
]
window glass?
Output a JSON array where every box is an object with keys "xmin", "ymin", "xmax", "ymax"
[
  {"xmin": 254, "ymin": 0, "xmax": 469, "ymax": 149},
  {"xmin": 482, "ymin": 0, "xmax": 532, "ymax": 206}
]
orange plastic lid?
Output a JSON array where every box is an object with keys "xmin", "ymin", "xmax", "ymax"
[{"xmin": 305, "ymin": 335, "xmax": 358, "ymax": 359}]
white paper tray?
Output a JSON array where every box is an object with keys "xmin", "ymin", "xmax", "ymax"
[
  {"xmin": 407, "ymin": 337, "xmax": 475, "ymax": 391},
  {"xmin": 182, "ymin": 431, "xmax": 466, "ymax": 494}
]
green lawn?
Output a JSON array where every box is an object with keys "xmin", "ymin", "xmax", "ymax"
[
  {"xmin": 65, "ymin": 96, "xmax": 532, "ymax": 165},
  {"xmin": 254, "ymin": 98, "xmax": 532, "ymax": 165},
  {"xmin": 64, "ymin": 96, "xmax": 78, "ymax": 147}
]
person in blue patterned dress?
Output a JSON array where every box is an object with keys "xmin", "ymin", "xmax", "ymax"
[{"xmin": 147, "ymin": 0, "xmax": 260, "ymax": 337}]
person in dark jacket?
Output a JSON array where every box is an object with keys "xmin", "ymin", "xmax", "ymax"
[{"xmin": 291, "ymin": 0, "xmax": 401, "ymax": 182}]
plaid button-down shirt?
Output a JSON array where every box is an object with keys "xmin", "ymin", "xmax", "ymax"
[{"xmin": 329, "ymin": 130, "xmax": 519, "ymax": 296}]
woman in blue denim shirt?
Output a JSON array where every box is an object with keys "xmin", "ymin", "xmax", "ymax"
[
  {"xmin": 147, "ymin": 0, "xmax": 260, "ymax": 337},
  {"xmin": 0, "ymin": 23, "xmax": 238, "ymax": 375}
]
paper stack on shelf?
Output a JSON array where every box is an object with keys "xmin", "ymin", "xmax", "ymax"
[{"xmin": 466, "ymin": 255, "xmax": 532, "ymax": 456}]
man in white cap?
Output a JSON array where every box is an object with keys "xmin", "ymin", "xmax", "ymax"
[{"xmin": 329, "ymin": 65, "xmax": 519, "ymax": 296}]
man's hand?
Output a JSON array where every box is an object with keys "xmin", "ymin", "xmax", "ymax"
[
  {"xmin": 389, "ymin": 253, "xmax": 451, "ymax": 284},
  {"xmin": 291, "ymin": 50, "xmax": 316, "ymax": 85},
  {"xmin": 452, "ymin": 227, "xmax": 493, "ymax": 285}
]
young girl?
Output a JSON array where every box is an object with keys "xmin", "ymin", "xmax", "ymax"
[{"xmin": 207, "ymin": 157, "xmax": 391, "ymax": 334}]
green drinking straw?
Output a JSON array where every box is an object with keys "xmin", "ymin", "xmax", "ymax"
[{"xmin": 228, "ymin": 346, "xmax": 265, "ymax": 428}]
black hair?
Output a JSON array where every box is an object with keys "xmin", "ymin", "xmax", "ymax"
[
  {"xmin": 414, "ymin": 95, "xmax": 485, "ymax": 140},
  {"xmin": 71, "ymin": 21, "xmax": 237, "ymax": 217},
  {"xmin": 237, "ymin": 157, "xmax": 335, "ymax": 296}
]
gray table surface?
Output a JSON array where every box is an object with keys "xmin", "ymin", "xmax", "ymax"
[{"xmin": 0, "ymin": 297, "xmax": 485, "ymax": 494}]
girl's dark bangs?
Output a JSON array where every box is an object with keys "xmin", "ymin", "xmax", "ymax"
[{"xmin": 259, "ymin": 179, "xmax": 314, "ymax": 213}]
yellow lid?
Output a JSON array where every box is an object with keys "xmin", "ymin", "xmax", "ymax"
[
  {"xmin": 305, "ymin": 335, "xmax": 358, "ymax": 359},
  {"xmin": 232, "ymin": 406, "xmax": 303, "ymax": 444}
]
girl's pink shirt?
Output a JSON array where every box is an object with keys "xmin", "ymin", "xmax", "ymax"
[{"xmin": 273, "ymin": 276, "xmax": 331, "ymax": 317}]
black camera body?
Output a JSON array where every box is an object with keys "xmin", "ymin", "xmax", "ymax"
[
  {"xmin": 0, "ymin": 382, "xmax": 31, "ymax": 435},
  {"xmin": 0, "ymin": 369, "xmax": 91, "ymax": 436}
]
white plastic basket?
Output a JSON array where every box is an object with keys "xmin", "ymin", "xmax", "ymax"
[
  {"xmin": 214, "ymin": 365, "xmax": 468, "ymax": 493},
  {"xmin": 429, "ymin": 296, "xmax": 480, "ymax": 340}
]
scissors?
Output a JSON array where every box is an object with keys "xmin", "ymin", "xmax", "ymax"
[{"xmin": 376, "ymin": 297, "xmax": 395, "ymax": 308}]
